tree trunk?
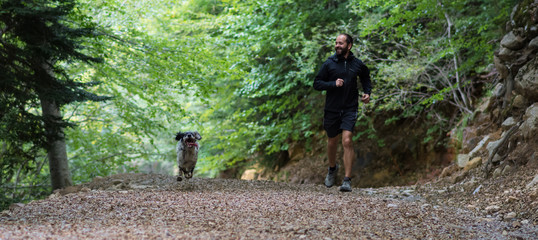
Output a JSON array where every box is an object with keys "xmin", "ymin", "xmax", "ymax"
[{"xmin": 40, "ymin": 98, "xmax": 72, "ymax": 190}]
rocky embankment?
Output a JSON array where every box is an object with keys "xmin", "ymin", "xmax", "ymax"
[{"xmin": 427, "ymin": 1, "xmax": 538, "ymax": 236}]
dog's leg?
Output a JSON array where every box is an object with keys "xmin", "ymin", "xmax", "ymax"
[
  {"xmin": 177, "ymin": 159, "xmax": 183, "ymax": 181},
  {"xmin": 177, "ymin": 144, "xmax": 183, "ymax": 181},
  {"xmin": 185, "ymin": 169, "xmax": 193, "ymax": 179},
  {"xmin": 177, "ymin": 168, "xmax": 183, "ymax": 181},
  {"xmin": 178, "ymin": 167, "xmax": 189, "ymax": 181}
]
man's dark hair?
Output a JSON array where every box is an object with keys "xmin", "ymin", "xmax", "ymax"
[{"xmin": 339, "ymin": 33, "xmax": 353, "ymax": 46}]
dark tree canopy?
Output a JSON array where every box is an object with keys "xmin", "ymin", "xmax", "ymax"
[{"xmin": 0, "ymin": 0, "xmax": 108, "ymax": 205}]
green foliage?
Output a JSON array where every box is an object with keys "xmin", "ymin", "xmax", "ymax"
[
  {"xmin": 1, "ymin": 0, "xmax": 521, "ymax": 208},
  {"xmin": 63, "ymin": 0, "xmax": 248, "ymax": 179},
  {"xmin": 51, "ymin": 0, "xmax": 521, "ymax": 180},
  {"xmin": 194, "ymin": 0, "xmax": 361, "ymax": 173},
  {"xmin": 349, "ymin": 0, "xmax": 516, "ymax": 129}
]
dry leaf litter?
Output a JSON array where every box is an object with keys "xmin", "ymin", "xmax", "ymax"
[{"xmin": 1, "ymin": 173, "xmax": 537, "ymax": 239}]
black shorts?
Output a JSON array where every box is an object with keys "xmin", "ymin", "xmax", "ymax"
[{"xmin": 323, "ymin": 110, "xmax": 358, "ymax": 138}]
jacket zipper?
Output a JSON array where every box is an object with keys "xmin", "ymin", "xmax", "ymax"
[{"xmin": 342, "ymin": 60, "xmax": 347, "ymax": 109}]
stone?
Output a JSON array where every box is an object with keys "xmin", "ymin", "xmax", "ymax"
[
  {"xmin": 512, "ymin": 94, "xmax": 527, "ymax": 109},
  {"xmin": 494, "ymin": 56, "xmax": 509, "ymax": 79},
  {"xmin": 487, "ymin": 140, "xmax": 501, "ymax": 158},
  {"xmin": 241, "ymin": 169, "xmax": 258, "ymax": 180},
  {"xmin": 512, "ymin": 221, "xmax": 522, "ymax": 228},
  {"xmin": 112, "ymin": 179, "xmax": 123, "ymax": 185},
  {"xmin": 526, "ymin": 174, "xmax": 538, "ymax": 189},
  {"xmin": 501, "ymin": 117, "xmax": 516, "ymax": 130},
  {"xmin": 519, "ymin": 103, "xmax": 538, "ymax": 140},
  {"xmin": 492, "ymin": 154, "xmax": 502, "ymax": 163},
  {"xmin": 507, "ymin": 196, "xmax": 519, "ymax": 203},
  {"xmin": 493, "ymin": 167, "xmax": 503, "ymax": 178},
  {"xmin": 514, "ymin": 58, "xmax": 538, "ymax": 101},
  {"xmin": 477, "ymin": 96, "xmax": 492, "ymax": 113},
  {"xmin": 48, "ymin": 192, "xmax": 61, "ymax": 199},
  {"xmin": 501, "ymin": 31, "xmax": 526, "ymax": 50},
  {"xmin": 504, "ymin": 212, "xmax": 517, "ymax": 220},
  {"xmin": 493, "ymin": 83, "xmax": 505, "ymax": 98},
  {"xmin": 529, "ymin": 36, "xmax": 538, "ymax": 49},
  {"xmin": 457, "ymin": 154, "xmax": 470, "ymax": 168},
  {"xmin": 464, "ymin": 157, "xmax": 482, "ymax": 171},
  {"xmin": 462, "ymin": 128, "xmax": 479, "ymax": 153},
  {"xmin": 401, "ymin": 189, "xmax": 414, "ymax": 196},
  {"xmin": 440, "ymin": 164, "xmax": 459, "ymax": 177},
  {"xmin": 485, "ymin": 205, "xmax": 501, "ymax": 213},
  {"xmin": 466, "ymin": 204, "xmax": 477, "ymax": 210},
  {"xmin": 502, "ymin": 165, "xmax": 513, "ymax": 175},
  {"xmin": 130, "ymin": 184, "xmax": 149, "ymax": 189},
  {"xmin": 497, "ymin": 47, "xmax": 516, "ymax": 61}
]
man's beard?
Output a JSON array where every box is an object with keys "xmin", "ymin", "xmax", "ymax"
[{"xmin": 335, "ymin": 47, "xmax": 348, "ymax": 57}]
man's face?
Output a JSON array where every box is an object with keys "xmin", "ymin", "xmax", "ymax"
[{"xmin": 335, "ymin": 35, "xmax": 351, "ymax": 56}]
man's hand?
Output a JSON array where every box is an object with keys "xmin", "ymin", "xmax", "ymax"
[
  {"xmin": 361, "ymin": 94, "xmax": 370, "ymax": 103},
  {"xmin": 335, "ymin": 78, "xmax": 344, "ymax": 87}
]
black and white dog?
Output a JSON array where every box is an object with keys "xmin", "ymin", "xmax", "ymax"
[{"xmin": 175, "ymin": 131, "xmax": 201, "ymax": 181}]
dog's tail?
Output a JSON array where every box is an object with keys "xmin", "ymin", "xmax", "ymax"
[{"xmin": 175, "ymin": 132, "xmax": 183, "ymax": 141}]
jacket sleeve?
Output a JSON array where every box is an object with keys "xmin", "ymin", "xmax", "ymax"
[
  {"xmin": 358, "ymin": 62, "xmax": 372, "ymax": 95},
  {"xmin": 313, "ymin": 61, "xmax": 336, "ymax": 91}
]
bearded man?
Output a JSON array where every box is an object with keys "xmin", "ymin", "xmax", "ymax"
[{"xmin": 313, "ymin": 33, "xmax": 372, "ymax": 192}]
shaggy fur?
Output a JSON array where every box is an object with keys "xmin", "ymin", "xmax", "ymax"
[{"xmin": 175, "ymin": 131, "xmax": 201, "ymax": 181}]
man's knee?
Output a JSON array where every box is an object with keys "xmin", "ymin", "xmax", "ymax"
[
  {"xmin": 341, "ymin": 131, "xmax": 353, "ymax": 148},
  {"xmin": 342, "ymin": 138, "xmax": 353, "ymax": 148}
]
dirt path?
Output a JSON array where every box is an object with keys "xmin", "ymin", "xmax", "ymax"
[{"xmin": 1, "ymin": 174, "xmax": 537, "ymax": 239}]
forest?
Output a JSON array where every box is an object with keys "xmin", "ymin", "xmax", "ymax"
[{"xmin": 1, "ymin": 0, "xmax": 519, "ymax": 209}]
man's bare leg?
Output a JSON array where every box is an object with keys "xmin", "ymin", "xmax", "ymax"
[
  {"xmin": 342, "ymin": 130, "xmax": 354, "ymax": 178},
  {"xmin": 324, "ymin": 135, "xmax": 340, "ymax": 187},
  {"xmin": 327, "ymin": 136, "xmax": 339, "ymax": 168}
]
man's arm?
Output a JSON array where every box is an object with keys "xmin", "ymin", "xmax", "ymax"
[
  {"xmin": 358, "ymin": 62, "xmax": 372, "ymax": 95},
  {"xmin": 313, "ymin": 62, "xmax": 337, "ymax": 91},
  {"xmin": 358, "ymin": 61, "xmax": 372, "ymax": 104}
]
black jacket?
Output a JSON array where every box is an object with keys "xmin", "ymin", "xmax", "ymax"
[{"xmin": 313, "ymin": 52, "xmax": 372, "ymax": 112}]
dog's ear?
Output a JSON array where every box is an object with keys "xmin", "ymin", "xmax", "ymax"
[
  {"xmin": 175, "ymin": 132, "xmax": 184, "ymax": 141},
  {"xmin": 194, "ymin": 131, "xmax": 202, "ymax": 140}
]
